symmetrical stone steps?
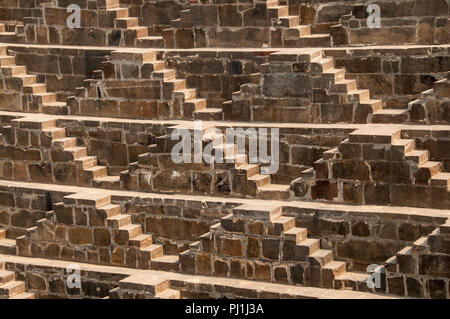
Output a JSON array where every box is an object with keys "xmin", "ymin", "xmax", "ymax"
[
  {"xmin": 10, "ymin": 116, "xmax": 121, "ymax": 188},
  {"xmin": 0, "ymin": 45, "xmax": 67, "ymax": 114},
  {"xmin": 108, "ymin": 49, "xmax": 207, "ymax": 119},
  {"xmin": 60, "ymin": 192, "xmax": 179, "ymax": 271},
  {"xmin": 107, "ymin": 3, "xmax": 164, "ymax": 47},
  {"xmin": 349, "ymin": 128, "xmax": 450, "ymax": 188},
  {"xmin": 0, "ymin": 260, "xmax": 35, "ymax": 299},
  {"xmin": 182, "ymin": 203, "xmax": 368, "ymax": 290}
]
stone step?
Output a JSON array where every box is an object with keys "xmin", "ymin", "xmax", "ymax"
[
  {"xmin": 335, "ymin": 271, "xmax": 369, "ymax": 284},
  {"xmin": 248, "ymin": 174, "xmax": 271, "ymax": 187},
  {"xmin": 0, "ymin": 228, "xmax": 5, "ymax": 240},
  {"xmin": 348, "ymin": 127, "xmax": 401, "ymax": 144},
  {"xmin": 284, "ymin": 25, "xmax": 311, "ymax": 39},
  {"xmin": 151, "ymin": 255, "xmax": 180, "ymax": 272},
  {"xmin": 52, "ymin": 137, "xmax": 77, "ymax": 149},
  {"xmin": 311, "ymin": 57, "xmax": 334, "ymax": 72},
  {"xmin": 257, "ymin": 184, "xmax": 291, "ymax": 200},
  {"xmin": 129, "ymin": 234, "xmax": 153, "ymax": 248},
  {"xmin": 433, "ymin": 78, "xmax": 450, "ymax": 99},
  {"xmin": 130, "ymin": 26, "xmax": 149, "ymax": 39},
  {"xmin": 176, "ymin": 88, "xmax": 197, "ymax": 101},
  {"xmin": 416, "ymin": 161, "xmax": 442, "ymax": 184},
  {"xmin": 41, "ymin": 127, "xmax": 66, "ymax": 140},
  {"xmin": 107, "ymin": 214, "xmax": 132, "ymax": 228},
  {"xmin": 75, "ymin": 156, "xmax": 98, "ymax": 169},
  {"xmin": 297, "ymin": 238, "xmax": 320, "ymax": 255},
  {"xmin": 323, "ymin": 261, "xmax": 347, "ymax": 276},
  {"xmin": 118, "ymin": 224, "xmax": 142, "ymax": 239},
  {"xmin": 154, "ymin": 69, "xmax": 176, "ymax": 81},
  {"xmin": 12, "ymin": 117, "xmax": 56, "ymax": 129},
  {"xmin": 307, "ymin": 249, "xmax": 334, "ymax": 267},
  {"xmin": 234, "ymin": 163, "xmax": 259, "ymax": 178},
  {"xmin": 155, "ymin": 288, "xmax": 180, "ymax": 299},
  {"xmin": 23, "ymin": 83, "xmax": 47, "ymax": 94},
  {"xmin": 295, "ymin": 34, "xmax": 331, "ymax": 47},
  {"xmin": 193, "ymin": 107, "xmax": 223, "ymax": 121},
  {"xmin": 137, "ymin": 36, "xmax": 165, "ymax": 48},
  {"xmin": 0, "ymin": 270, "xmax": 14, "ymax": 284},
  {"xmin": 268, "ymin": 5, "xmax": 289, "ymax": 18},
  {"xmin": 164, "ymin": 78, "xmax": 186, "ymax": 92},
  {"xmin": 2, "ymin": 65, "xmax": 26, "ymax": 76},
  {"xmin": 93, "ymin": 176, "xmax": 121, "ymax": 188},
  {"xmin": 109, "ymin": 7, "xmax": 129, "ymax": 19},
  {"xmin": 10, "ymin": 292, "xmax": 35, "ymax": 299},
  {"xmin": 111, "ymin": 49, "xmax": 156, "ymax": 64},
  {"xmin": 15, "ymin": 74, "xmax": 36, "ymax": 85},
  {"xmin": 334, "ymin": 79, "xmax": 357, "ymax": 93},
  {"xmin": 63, "ymin": 191, "xmax": 111, "ymax": 207},
  {"xmin": 272, "ymin": 216, "xmax": 296, "ymax": 235},
  {"xmin": 391, "ymin": 139, "xmax": 415, "ymax": 154},
  {"xmin": 34, "ymin": 93, "xmax": 56, "ymax": 104},
  {"xmin": 0, "ymin": 239, "xmax": 16, "ymax": 255},
  {"xmin": 115, "ymin": 17, "xmax": 139, "ymax": 29},
  {"xmin": 430, "ymin": 172, "xmax": 450, "ymax": 188},
  {"xmin": 0, "ymin": 280, "xmax": 25, "ymax": 297},
  {"xmin": 84, "ymin": 165, "xmax": 108, "ymax": 179},
  {"xmin": 284, "ymin": 227, "xmax": 308, "ymax": 243},
  {"xmin": 41, "ymin": 102, "xmax": 68, "ymax": 115},
  {"xmin": 184, "ymin": 99, "xmax": 207, "ymax": 118},
  {"xmin": 0, "ymin": 55, "xmax": 15, "ymax": 66},
  {"xmin": 63, "ymin": 146, "xmax": 88, "ymax": 159},
  {"xmin": 97, "ymin": 204, "xmax": 121, "ymax": 218},
  {"xmin": 323, "ymin": 68, "xmax": 345, "ymax": 82},
  {"xmin": 140, "ymin": 244, "xmax": 164, "ymax": 259},
  {"xmin": 232, "ymin": 203, "xmax": 282, "ymax": 221},
  {"xmin": 371, "ymin": 109, "xmax": 409, "ymax": 124},
  {"xmin": 280, "ymin": 15, "xmax": 299, "ymax": 28},
  {"xmin": 405, "ymin": 150, "xmax": 429, "ymax": 165}
]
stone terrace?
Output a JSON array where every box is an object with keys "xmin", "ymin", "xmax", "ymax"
[{"xmin": 0, "ymin": 0, "xmax": 449, "ymax": 300}]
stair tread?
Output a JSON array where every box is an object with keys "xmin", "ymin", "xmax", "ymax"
[
  {"xmin": 374, "ymin": 109, "xmax": 408, "ymax": 114},
  {"xmin": 335, "ymin": 271, "xmax": 369, "ymax": 281},
  {"xmin": 152, "ymin": 255, "xmax": 179, "ymax": 263},
  {"xmin": 95, "ymin": 175, "xmax": 120, "ymax": 182},
  {"xmin": 84, "ymin": 165, "xmax": 106, "ymax": 172},
  {"xmin": 0, "ymin": 239, "xmax": 16, "ymax": 247},
  {"xmin": 432, "ymin": 172, "xmax": 450, "ymax": 179},
  {"xmin": 10, "ymin": 292, "xmax": 35, "ymax": 299},
  {"xmin": 156, "ymin": 288, "xmax": 179, "ymax": 298},
  {"xmin": 194, "ymin": 107, "xmax": 221, "ymax": 113},
  {"xmin": 258, "ymin": 184, "xmax": 290, "ymax": 191}
]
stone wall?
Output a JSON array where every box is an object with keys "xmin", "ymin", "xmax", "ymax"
[{"xmin": 325, "ymin": 47, "xmax": 450, "ymax": 110}]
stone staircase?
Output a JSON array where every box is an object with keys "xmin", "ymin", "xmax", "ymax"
[
  {"xmin": 0, "ymin": 45, "xmax": 67, "ymax": 114},
  {"xmin": 303, "ymin": 126, "xmax": 450, "ymax": 208},
  {"xmin": 179, "ymin": 203, "xmax": 370, "ymax": 291},
  {"xmin": 109, "ymin": 275, "xmax": 180, "ymax": 299},
  {"xmin": 128, "ymin": 122, "xmax": 292, "ymax": 199},
  {"xmin": 0, "ymin": 260, "xmax": 35, "ymax": 299},
  {"xmin": 409, "ymin": 76, "xmax": 450, "ymax": 124},
  {"xmin": 106, "ymin": 0, "xmax": 164, "ymax": 48},
  {"xmin": 267, "ymin": 0, "xmax": 332, "ymax": 47},
  {"xmin": 6, "ymin": 116, "xmax": 121, "ymax": 188},
  {"xmin": 77, "ymin": 49, "xmax": 207, "ymax": 120},
  {"xmin": 16, "ymin": 191, "xmax": 179, "ymax": 271}
]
